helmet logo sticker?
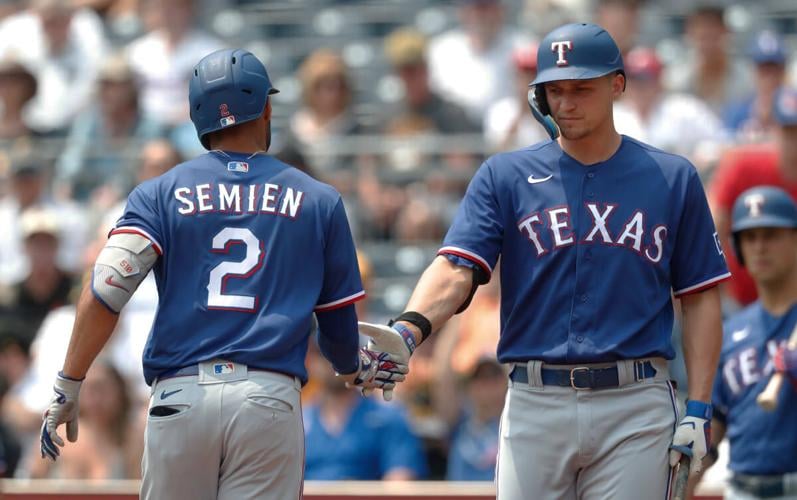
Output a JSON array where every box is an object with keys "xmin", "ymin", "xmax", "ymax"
[
  {"xmin": 219, "ymin": 103, "xmax": 230, "ymax": 117},
  {"xmin": 220, "ymin": 116, "xmax": 236, "ymax": 127},
  {"xmin": 745, "ymin": 194, "xmax": 765, "ymax": 217},
  {"xmin": 551, "ymin": 40, "xmax": 573, "ymax": 66}
]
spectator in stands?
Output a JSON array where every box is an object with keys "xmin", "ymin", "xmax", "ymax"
[
  {"xmin": 394, "ymin": 193, "xmax": 446, "ymax": 243},
  {"xmin": 483, "ymin": 43, "xmax": 547, "ymax": 152},
  {"xmin": 709, "ymin": 86, "xmax": 797, "ymax": 307},
  {"xmin": 723, "ymin": 30, "xmax": 789, "ymax": 144},
  {"xmin": 665, "ymin": 4, "xmax": 752, "ymax": 115},
  {"xmin": 0, "ymin": 207, "xmax": 75, "ymax": 340},
  {"xmin": 0, "ymin": 158, "xmax": 88, "ymax": 285},
  {"xmin": 614, "ymin": 46, "xmax": 727, "ymax": 169},
  {"xmin": 431, "ymin": 276, "xmax": 502, "ymax": 480},
  {"xmin": 382, "ymin": 28, "xmax": 478, "ymax": 135},
  {"xmin": 126, "ymin": 0, "xmax": 222, "ymax": 129},
  {"xmin": 0, "ymin": 0, "xmax": 108, "ymax": 133},
  {"xmin": 57, "ymin": 53, "xmax": 163, "ymax": 203},
  {"xmin": 0, "ymin": 54, "xmax": 38, "ymax": 142},
  {"xmin": 594, "ymin": 0, "xmax": 641, "ymax": 58},
  {"xmin": 0, "ymin": 372, "xmax": 22, "ymax": 478},
  {"xmin": 27, "ymin": 361, "xmax": 138, "ymax": 479},
  {"xmin": 287, "ymin": 49, "xmax": 363, "ymax": 175},
  {"xmin": 303, "ymin": 337, "xmax": 428, "ymax": 480},
  {"xmin": 427, "ymin": 0, "xmax": 533, "ymax": 121}
]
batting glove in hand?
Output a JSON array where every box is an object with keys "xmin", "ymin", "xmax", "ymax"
[
  {"xmin": 358, "ymin": 321, "xmax": 417, "ymax": 401},
  {"xmin": 669, "ymin": 400, "xmax": 712, "ymax": 475},
  {"xmin": 340, "ymin": 348, "xmax": 408, "ymax": 401},
  {"xmin": 40, "ymin": 372, "xmax": 84, "ymax": 461},
  {"xmin": 774, "ymin": 344, "xmax": 797, "ymax": 381}
]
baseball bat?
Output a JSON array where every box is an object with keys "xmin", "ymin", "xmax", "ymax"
[
  {"xmin": 757, "ymin": 321, "xmax": 797, "ymax": 411},
  {"xmin": 671, "ymin": 455, "xmax": 690, "ymax": 500}
]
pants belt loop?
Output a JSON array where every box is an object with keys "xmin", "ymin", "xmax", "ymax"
[
  {"xmin": 526, "ymin": 360, "xmax": 544, "ymax": 388},
  {"xmin": 616, "ymin": 359, "xmax": 635, "ymax": 387}
]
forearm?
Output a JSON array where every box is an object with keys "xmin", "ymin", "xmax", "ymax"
[
  {"xmin": 680, "ymin": 286, "xmax": 723, "ymax": 402},
  {"xmin": 61, "ymin": 285, "xmax": 120, "ymax": 379},
  {"xmin": 400, "ymin": 256, "xmax": 475, "ymax": 343},
  {"xmin": 316, "ymin": 305, "xmax": 359, "ymax": 374}
]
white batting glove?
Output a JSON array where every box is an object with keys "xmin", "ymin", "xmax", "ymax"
[
  {"xmin": 669, "ymin": 400, "xmax": 712, "ymax": 475},
  {"xmin": 40, "ymin": 372, "xmax": 84, "ymax": 461},
  {"xmin": 358, "ymin": 321, "xmax": 417, "ymax": 401},
  {"xmin": 340, "ymin": 348, "xmax": 408, "ymax": 401}
]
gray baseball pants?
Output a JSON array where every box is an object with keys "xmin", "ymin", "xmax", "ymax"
[
  {"xmin": 497, "ymin": 358, "xmax": 679, "ymax": 500},
  {"xmin": 141, "ymin": 360, "xmax": 304, "ymax": 500}
]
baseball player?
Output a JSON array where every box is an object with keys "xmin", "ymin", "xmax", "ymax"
[
  {"xmin": 360, "ymin": 23, "xmax": 729, "ymax": 499},
  {"xmin": 695, "ymin": 186, "xmax": 797, "ymax": 499},
  {"xmin": 38, "ymin": 49, "xmax": 407, "ymax": 500}
]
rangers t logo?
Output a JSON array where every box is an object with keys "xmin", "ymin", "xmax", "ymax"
[
  {"xmin": 551, "ymin": 40, "xmax": 573, "ymax": 66},
  {"xmin": 745, "ymin": 193, "xmax": 765, "ymax": 217}
]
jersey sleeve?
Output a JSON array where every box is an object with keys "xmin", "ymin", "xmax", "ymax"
[
  {"xmin": 315, "ymin": 198, "xmax": 365, "ymax": 312},
  {"xmin": 112, "ymin": 182, "xmax": 164, "ymax": 255},
  {"xmin": 671, "ymin": 168, "xmax": 731, "ymax": 297},
  {"xmin": 438, "ymin": 161, "xmax": 503, "ymax": 281}
]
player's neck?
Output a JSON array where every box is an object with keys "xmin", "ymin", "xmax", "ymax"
[
  {"xmin": 559, "ymin": 126, "xmax": 622, "ymax": 166},
  {"xmin": 757, "ymin": 271, "xmax": 797, "ymax": 315}
]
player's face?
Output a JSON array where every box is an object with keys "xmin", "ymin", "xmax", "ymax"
[
  {"xmin": 739, "ymin": 227, "xmax": 797, "ymax": 283},
  {"xmin": 546, "ymin": 74, "xmax": 623, "ymax": 140}
]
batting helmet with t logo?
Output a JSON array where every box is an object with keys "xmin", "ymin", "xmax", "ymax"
[{"xmin": 731, "ymin": 185, "xmax": 797, "ymax": 266}]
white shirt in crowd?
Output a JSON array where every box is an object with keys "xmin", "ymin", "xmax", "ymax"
[{"xmin": 483, "ymin": 96, "xmax": 548, "ymax": 152}]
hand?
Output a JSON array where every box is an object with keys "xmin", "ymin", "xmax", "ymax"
[
  {"xmin": 669, "ymin": 400, "xmax": 712, "ymax": 475},
  {"xmin": 40, "ymin": 372, "xmax": 84, "ymax": 461},
  {"xmin": 337, "ymin": 348, "xmax": 408, "ymax": 401},
  {"xmin": 358, "ymin": 322, "xmax": 417, "ymax": 400},
  {"xmin": 774, "ymin": 344, "xmax": 797, "ymax": 380}
]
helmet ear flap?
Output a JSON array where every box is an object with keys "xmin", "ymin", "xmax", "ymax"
[{"xmin": 527, "ymin": 85, "xmax": 559, "ymax": 140}]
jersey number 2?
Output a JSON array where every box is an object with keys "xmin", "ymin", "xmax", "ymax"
[{"xmin": 207, "ymin": 227, "xmax": 264, "ymax": 312}]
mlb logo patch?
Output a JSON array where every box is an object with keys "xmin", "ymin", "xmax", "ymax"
[
  {"xmin": 220, "ymin": 116, "xmax": 236, "ymax": 127},
  {"xmin": 227, "ymin": 161, "xmax": 249, "ymax": 173},
  {"xmin": 214, "ymin": 362, "xmax": 234, "ymax": 375}
]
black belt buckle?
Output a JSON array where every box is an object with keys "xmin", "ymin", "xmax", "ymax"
[{"xmin": 569, "ymin": 366, "xmax": 591, "ymax": 390}]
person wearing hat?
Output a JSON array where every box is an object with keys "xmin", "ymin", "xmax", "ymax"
[
  {"xmin": 382, "ymin": 28, "xmax": 477, "ymax": 136},
  {"xmin": 0, "ymin": 54, "xmax": 38, "ymax": 141},
  {"xmin": 710, "ymin": 86, "xmax": 797, "ymax": 307},
  {"xmin": 613, "ymin": 46, "xmax": 726, "ymax": 165},
  {"xmin": 723, "ymin": 30, "xmax": 789, "ymax": 143},
  {"xmin": 56, "ymin": 52, "xmax": 163, "ymax": 202},
  {"xmin": 483, "ymin": 43, "xmax": 549, "ymax": 152},
  {"xmin": 0, "ymin": 207, "xmax": 75, "ymax": 338}
]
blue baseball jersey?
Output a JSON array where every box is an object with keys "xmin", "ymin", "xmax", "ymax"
[
  {"xmin": 440, "ymin": 136, "xmax": 729, "ymax": 363},
  {"xmin": 712, "ymin": 302, "xmax": 797, "ymax": 475},
  {"xmin": 112, "ymin": 151, "xmax": 364, "ymax": 385},
  {"xmin": 303, "ymin": 397, "xmax": 428, "ymax": 480}
]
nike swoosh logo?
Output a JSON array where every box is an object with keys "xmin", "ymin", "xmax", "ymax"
[
  {"xmin": 105, "ymin": 275, "xmax": 130, "ymax": 293},
  {"xmin": 527, "ymin": 174, "xmax": 553, "ymax": 184},
  {"xmin": 731, "ymin": 328, "xmax": 749, "ymax": 342},
  {"xmin": 160, "ymin": 389, "xmax": 182, "ymax": 400}
]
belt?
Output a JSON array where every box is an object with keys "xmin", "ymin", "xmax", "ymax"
[
  {"xmin": 158, "ymin": 365, "xmax": 270, "ymax": 381},
  {"xmin": 510, "ymin": 361, "xmax": 657, "ymax": 390},
  {"xmin": 731, "ymin": 473, "xmax": 796, "ymax": 498}
]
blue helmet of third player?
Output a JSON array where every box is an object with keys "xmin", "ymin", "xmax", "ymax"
[
  {"xmin": 189, "ymin": 48, "xmax": 279, "ymax": 150},
  {"xmin": 731, "ymin": 185, "xmax": 797, "ymax": 265},
  {"xmin": 531, "ymin": 23, "xmax": 625, "ymax": 87}
]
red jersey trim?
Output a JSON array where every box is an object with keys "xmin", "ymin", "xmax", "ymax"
[
  {"xmin": 673, "ymin": 272, "xmax": 732, "ymax": 298},
  {"xmin": 315, "ymin": 291, "xmax": 366, "ymax": 312},
  {"xmin": 437, "ymin": 246, "xmax": 493, "ymax": 278}
]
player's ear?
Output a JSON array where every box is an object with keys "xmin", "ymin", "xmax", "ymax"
[
  {"xmin": 611, "ymin": 73, "xmax": 625, "ymax": 98},
  {"xmin": 263, "ymin": 98, "xmax": 272, "ymax": 122}
]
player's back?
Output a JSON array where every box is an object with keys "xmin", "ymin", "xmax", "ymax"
[{"xmin": 114, "ymin": 151, "xmax": 356, "ymax": 384}]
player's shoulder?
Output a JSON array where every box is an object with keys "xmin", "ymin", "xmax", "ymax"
[
  {"xmin": 486, "ymin": 139, "xmax": 558, "ymax": 167},
  {"xmin": 622, "ymin": 136, "xmax": 694, "ymax": 168},
  {"xmin": 722, "ymin": 301, "xmax": 763, "ymax": 342}
]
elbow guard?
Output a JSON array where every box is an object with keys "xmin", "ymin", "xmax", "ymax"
[{"xmin": 92, "ymin": 232, "xmax": 159, "ymax": 313}]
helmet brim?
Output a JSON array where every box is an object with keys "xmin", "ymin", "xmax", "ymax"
[
  {"xmin": 531, "ymin": 66, "xmax": 621, "ymax": 86},
  {"xmin": 732, "ymin": 216, "xmax": 797, "ymax": 233}
]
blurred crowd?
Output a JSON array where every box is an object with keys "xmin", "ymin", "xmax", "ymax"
[{"xmin": 0, "ymin": 0, "xmax": 796, "ymax": 487}]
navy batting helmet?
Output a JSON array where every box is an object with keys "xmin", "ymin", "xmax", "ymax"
[
  {"xmin": 526, "ymin": 23, "xmax": 624, "ymax": 140},
  {"xmin": 189, "ymin": 49, "xmax": 279, "ymax": 150},
  {"xmin": 731, "ymin": 186, "xmax": 797, "ymax": 265},
  {"xmin": 531, "ymin": 23, "xmax": 625, "ymax": 87}
]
